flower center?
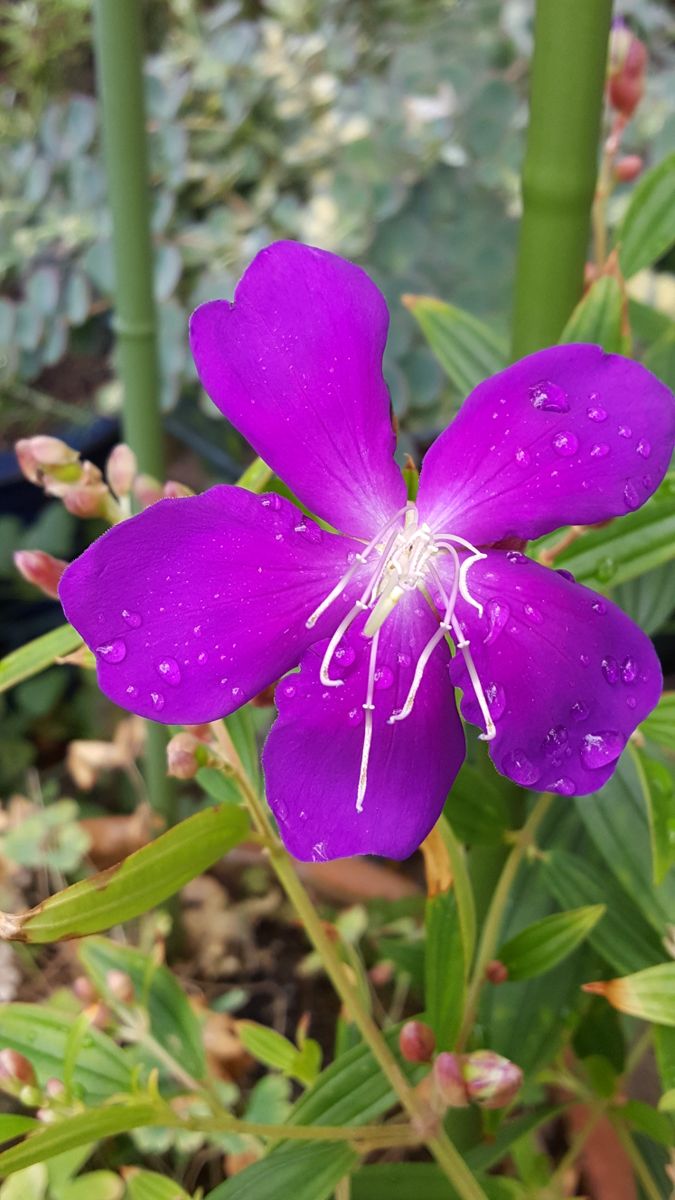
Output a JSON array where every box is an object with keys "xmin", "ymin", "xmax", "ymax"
[{"xmin": 304, "ymin": 502, "xmax": 495, "ymax": 811}]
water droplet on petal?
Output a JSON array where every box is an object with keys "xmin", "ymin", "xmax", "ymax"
[
  {"xmin": 580, "ymin": 730, "xmax": 625, "ymax": 770},
  {"xmin": 552, "ymin": 776, "xmax": 576, "ymax": 795},
  {"xmin": 636, "ymin": 438, "xmax": 651, "ymax": 458},
  {"xmin": 626, "ymin": 696, "xmax": 637, "ymax": 709},
  {"xmin": 275, "ymin": 800, "xmax": 288, "ymax": 823},
  {"xmin": 601, "ymin": 656, "xmax": 620, "ymax": 684},
  {"xmin": 502, "ymin": 749, "xmax": 541, "ymax": 787},
  {"xmin": 642, "ymin": 474, "xmax": 652, "ymax": 490},
  {"xmin": 397, "ymin": 652, "xmax": 411, "ymax": 667},
  {"xmin": 96, "ymin": 639, "xmax": 127, "ymax": 664},
  {"xmin": 556, "ymin": 568, "xmax": 576, "ymax": 583},
  {"xmin": 157, "ymin": 657, "xmax": 181, "ymax": 686},
  {"xmin": 571, "ymin": 700, "xmax": 589, "ymax": 722},
  {"xmin": 515, "ymin": 448, "xmax": 531, "ymax": 466},
  {"xmin": 543, "ymin": 725, "xmax": 568, "ymax": 756},
  {"xmin": 621, "ymin": 656, "xmax": 638, "ymax": 684},
  {"xmin": 374, "ymin": 665, "xmax": 394, "ymax": 690},
  {"xmin": 530, "ymin": 380, "xmax": 569, "ymax": 413},
  {"xmin": 125, "ymin": 684, "xmax": 138, "ymax": 698},
  {"xmin": 506, "ymin": 550, "xmax": 526, "ymax": 564},
  {"xmin": 587, "ymin": 402, "xmax": 607, "ymax": 422},
  {"xmin": 484, "ymin": 598, "xmax": 511, "ymax": 645},
  {"xmin": 486, "ymin": 681, "xmax": 506, "ymax": 719},
  {"xmin": 590, "ymin": 442, "xmax": 610, "ymax": 459},
  {"xmin": 260, "ymin": 493, "xmax": 281, "ymax": 511},
  {"xmin": 524, "ymin": 603, "xmax": 543, "ymax": 625},
  {"xmin": 193, "ymin": 624, "xmax": 202, "ymax": 637},
  {"xmin": 618, "ymin": 424, "xmax": 632, "ymax": 439},
  {"xmin": 552, "ymin": 430, "xmax": 579, "ymax": 457},
  {"xmin": 121, "ymin": 609, "xmax": 142, "ymax": 628},
  {"xmin": 592, "ymin": 600, "xmax": 606, "ymax": 615},
  {"xmin": 623, "ymin": 482, "xmax": 640, "ymax": 510},
  {"xmin": 150, "ymin": 691, "xmax": 165, "ymax": 712},
  {"xmin": 334, "ymin": 645, "xmax": 356, "ymax": 669},
  {"xmin": 580, "ymin": 653, "xmax": 590, "ymax": 667},
  {"xmin": 347, "ymin": 707, "xmax": 363, "ymax": 728},
  {"xmin": 197, "ymin": 651, "xmax": 208, "ymax": 665},
  {"xmin": 281, "ymin": 681, "xmax": 296, "ymax": 698}
]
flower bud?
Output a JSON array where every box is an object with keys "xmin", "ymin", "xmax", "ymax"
[
  {"xmin": 14, "ymin": 550, "xmax": 67, "ymax": 599},
  {"xmin": 167, "ymin": 732, "xmax": 208, "ymax": 779},
  {"xmin": 432, "ymin": 1052, "xmax": 469, "ymax": 1108},
  {"xmin": 608, "ymin": 22, "xmax": 647, "ymax": 118},
  {"xmin": 106, "ymin": 969, "xmax": 135, "ymax": 1004},
  {"xmin": 0, "ymin": 1048, "xmax": 36, "ymax": 1087},
  {"xmin": 462, "ymin": 1050, "xmax": 523, "ymax": 1110},
  {"xmin": 73, "ymin": 975, "xmax": 97, "ymax": 1004},
  {"xmin": 614, "ymin": 154, "xmax": 644, "ymax": 183},
  {"xmin": 163, "ymin": 480, "xmax": 193, "ymax": 499},
  {"xmin": 15, "ymin": 436, "xmax": 80, "ymax": 484},
  {"xmin": 485, "ymin": 959, "xmax": 509, "ymax": 985},
  {"xmin": 45, "ymin": 1077, "xmax": 65, "ymax": 1098},
  {"xmin": 399, "ymin": 1021, "xmax": 436, "ymax": 1063},
  {"xmin": 61, "ymin": 481, "xmax": 111, "ymax": 519},
  {"xmin": 133, "ymin": 473, "xmax": 164, "ymax": 508},
  {"xmin": 106, "ymin": 443, "xmax": 137, "ymax": 498}
]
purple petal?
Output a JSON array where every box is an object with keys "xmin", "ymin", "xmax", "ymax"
[
  {"xmin": 59, "ymin": 486, "xmax": 363, "ymax": 724},
  {"xmin": 447, "ymin": 550, "xmax": 662, "ymax": 796},
  {"xmin": 417, "ymin": 344, "xmax": 675, "ymax": 544},
  {"xmin": 189, "ymin": 242, "xmax": 406, "ymax": 539},
  {"xmin": 263, "ymin": 601, "xmax": 465, "ymax": 861}
]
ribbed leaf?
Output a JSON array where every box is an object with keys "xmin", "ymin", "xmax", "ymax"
[
  {"xmin": 126, "ymin": 1170, "xmax": 192, "ymax": 1200},
  {"xmin": 403, "ymin": 295, "xmax": 507, "ymax": 397},
  {"xmin": 585, "ymin": 963, "xmax": 675, "ymax": 1026},
  {"xmin": 642, "ymin": 693, "xmax": 675, "ymax": 753},
  {"xmin": 497, "ymin": 906, "xmax": 605, "ymax": 981},
  {"xmin": 631, "ymin": 748, "xmax": 675, "ymax": 886},
  {"xmin": 560, "ymin": 275, "xmax": 624, "ymax": 352},
  {"xmin": 0, "ymin": 625, "xmax": 82, "ymax": 695},
  {"xmin": 0, "ymin": 1103, "xmax": 158, "ymax": 1176},
  {"xmin": 0, "ymin": 1005, "xmax": 132, "ymax": 1102},
  {"xmin": 204, "ymin": 1142, "xmax": 357, "ymax": 1200},
  {"xmin": 618, "ymin": 152, "xmax": 675, "ymax": 278},
  {"xmin": 425, "ymin": 891, "xmax": 464, "ymax": 1047}
]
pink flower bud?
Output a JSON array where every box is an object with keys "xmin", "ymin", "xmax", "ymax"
[
  {"xmin": 608, "ymin": 23, "xmax": 647, "ymax": 118},
  {"xmin": 14, "ymin": 550, "xmax": 67, "ymax": 599},
  {"xmin": 133, "ymin": 473, "xmax": 164, "ymax": 508},
  {"xmin": 167, "ymin": 732, "xmax": 207, "ymax": 779},
  {"xmin": 399, "ymin": 1021, "xmax": 436, "ymax": 1063},
  {"xmin": 15, "ymin": 436, "xmax": 80, "ymax": 484},
  {"xmin": 106, "ymin": 969, "xmax": 135, "ymax": 1003},
  {"xmin": 45, "ymin": 1077, "xmax": 65, "ymax": 1098},
  {"xmin": 163, "ymin": 480, "xmax": 193, "ymax": 499},
  {"xmin": 0, "ymin": 1048, "xmax": 36, "ymax": 1087},
  {"xmin": 485, "ymin": 959, "xmax": 509, "ymax": 985},
  {"xmin": 62, "ymin": 482, "xmax": 110, "ymax": 519},
  {"xmin": 433, "ymin": 1052, "xmax": 470, "ymax": 1108},
  {"xmin": 614, "ymin": 154, "xmax": 644, "ymax": 183},
  {"xmin": 106, "ymin": 443, "xmax": 138, "ymax": 498},
  {"xmin": 462, "ymin": 1050, "xmax": 523, "ymax": 1109}
]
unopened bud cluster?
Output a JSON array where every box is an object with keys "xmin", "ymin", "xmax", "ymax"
[
  {"xmin": 15, "ymin": 435, "xmax": 120, "ymax": 523},
  {"xmin": 608, "ymin": 21, "xmax": 647, "ymax": 120},
  {"xmin": 398, "ymin": 1023, "xmax": 522, "ymax": 1113}
]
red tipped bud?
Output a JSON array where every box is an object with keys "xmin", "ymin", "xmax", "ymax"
[
  {"xmin": 608, "ymin": 23, "xmax": 647, "ymax": 118},
  {"xmin": 133, "ymin": 473, "xmax": 164, "ymax": 508},
  {"xmin": 106, "ymin": 443, "xmax": 137, "ymax": 498},
  {"xmin": 106, "ymin": 969, "xmax": 135, "ymax": 1004},
  {"xmin": 0, "ymin": 1048, "xmax": 36, "ymax": 1087},
  {"xmin": 15, "ymin": 436, "xmax": 80, "ymax": 484},
  {"xmin": 399, "ymin": 1021, "xmax": 436, "ymax": 1063},
  {"xmin": 163, "ymin": 480, "xmax": 193, "ymax": 499},
  {"xmin": 167, "ymin": 732, "xmax": 209, "ymax": 779},
  {"xmin": 432, "ymin": 1053, "xmax": 470, "ymax": 1108},
  {"xmin": 61, "ymin": 481, "xmax": 111, "ymax": 519},
  {"xmin": 615, "ymin": 154, "xmax": 644, "ymax": 183},
  {"xmin": 485, "ymin": 959, "xmax": 509, "ymax": 985},
  {"xmin": 462, "ymin": 1050, "xmax": 523, "ymax": 1110},
  {"xmin": 14, "ymin": 550, "xmax": 67, "ymax": 599}
]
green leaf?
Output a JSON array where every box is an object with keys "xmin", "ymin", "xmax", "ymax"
[
  {"xmin": 0, "ymin": 626, "xmax": 82, "ymax": 695},
  {"xmin": 351, "ymin": 1165, "xmax": 524, "ymax": 1200},
  {"xmin": 78, "ymin": 937, "xmax": 206, "ymax": 1082},
  {"xmin": 0, "ymin": 1116, "xmax": 40, "ymax": 1143},
  {"xmin": 659, "ymin": 1089, "xmax": 675, "ymax": 1112},
  {"xmin": 238, "ymin": 1023, "xmax": 320, "ymax": 1087},
  {"xmin": 438, "ymin": 817, "xmax": 476, "ymax": 971},
  {"xmin": 541, "ymin": 851, "xmax": 664, "ymax": 974},
  {"xmin": 641, "ymin": 693, "xmax": 675, "ymax": 754},
  {"xmin": 0, "ymin": 804, "xmax": 249, "ymax": 942},
  {"xmin": 443, "ymin": 763, "xmax": 509, "ymax": 846},
  {"xmin": 425, "ymin": 891, "xmax": 465, "ymax": 1047},
  {"xmin": 620, "ymin": 1100, "xmax": 674, "ymax": 1147},
  {"xmin": 587, "ymin": 963, "xmax": 675, "ymax": 1026},
  {"xmin": 559, "ymin": 275, "xmax": 624, "ymax": 352},
  {"xmin": 613, "ymin": 562, "xmax": 675, "ymax": 635},
  {"xmin": 618, "ymin": 152, "xmax": 675, "ymax": 278},
  {"xmin": 534, "ymin": 471, "xmax": 675, "ymax": 592},
  {"xmin": 56, "ymin": 1171, "xmax": 124, "ymax": 1200},
  {"xmin": 655, "ymin": 1026, "xmax": 675, "ymax": 1093},
  {"xmin": 0, "ymin": 1004, "xmax": 132, "ymax": 1102},
  {"xmin": 643, "ymin": 329, "xmax": 675, "ymax": 391},
  {"xmin": 0, "ymin": 1103, "xmax": 159, "ymax": 1177},
  {"xmin": 204, "ymin": 1142, "xmax": 357, "ymax": 1200},
  {"xmin": 125, "ymin": 1170, "xmax": 192, "ymax": 1200},
  {"xmin": 403, "ymin": 295, "xmax": 507, "ymax": 398},
  {"xmin": 0, "ymin": 1165, "xmax": 47, "ymax": 1200},
  {"xmin": 496, "ymin": 905, "xmax": 605, "ymax": 981},
  {"xmin": 632, "ymin": 748, "xmax": 675, "ymax": 886}
]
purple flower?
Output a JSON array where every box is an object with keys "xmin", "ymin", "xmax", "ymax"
[{"xmin": 59, "ymin": 242, "xmax": 675, "ymax": 862}]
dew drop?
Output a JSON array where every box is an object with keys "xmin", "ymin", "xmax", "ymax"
[
  {"xmin": 626, "ymin": 696, "xmax": 637, "ymax": 709},
  {"xmin": 125, "ymin": 684, "xmax": 138, "ymax": 698},
  {"xmin": 636, "ymin": 438, "xmax": 651, "ymax": 459},
  {"xmin": 96, "ymin": 639, "xmax": 127, "ymax": 664},
  {"xmin": 556, "ymin": 568, "xmax": 576, "ymax": 583},
  {"xmin": 483, "ymin": 598, "xmax": 511, "ymax": 645},
  {"xmin": 552, "ymin": 776, "xmax": 576, "ymax": 796},
  {"xmin": 506, "ymin": 550, "xmax": 526, "ymax": 564},
  {"xmin": 642, "ymin": 474, "xmax": 652, "ymax": 490},
  {"xmin": 397, "ymin": 652, "xmax": 411, "ymax": 667},
  {"xmin": 150, "ymin": 691, "xmax": 165, "ymax": 712},
  {"xmin": 623, "ymin": 481, "xmax": 640, "ymax": 510},
  {"xmin": 486, "ymin": 681, "xmax": 506, "ymax": 720},
  {"xmin": 580, "ymin": 730, "xmax": 625, "ymax": 770},
  {"xmin": 543, "ymin": 725, "xmax": 568, "ymax": 756},
  {"xmin": 502, "ymin": 749, "xmax": 541, "ymax": 787},
  {"xmin": 260, "ymin": 493, "xmax": 281, "ymax": 511},
  {"xmin": 197, "ymin": 651, "xmax": 208, "ymax": 665},
  {"xmin": 334, "ymin": 645, "xmax": 356, "ymax": 669},
  {"xmin": 621, "ymin": 656, "xmax": 638, "ymax": 684},
  {"xmin": 601, "ymin": 656, "xmax": 620, "ymax": 684},
  {"xmin": 515, "ymin": 447, "xmax": 531, "ymax": 466},
  {"xmin": 529, "ymin": 380, "xmax": 569, "ymax": 413},
  {"xmin": 571, "ymin": 700, "xmax": 589, "ymax": 722},
  {"xmin": 591, "ymin": 600, "xmax": 606, "ymax": 615},
  {"xmin": 523, "ymin": 602, "xmax": 543, "ymax": 625},
  {"xmin": 374, "ymin": 665, "xmax": 394, "ymax": 690},
  {"xmin": 580, "ymin": 653, "xmax": 590, "ymax": 667},
  {"xmin": 193, "ymin": 624, "xmax": 202, "ymax": 637},
  {"xmin": 275, "ymin": 532, "xmax": 285, "ymax": 542},
  {"xmin": 157, "ymin": 657, "xmax": 181, "ymax": 686},
  {"xmin": 231, "ymin": 685, "xmax": 242, "ymax": 698},
  {"xmin": 596, "ymin": 556, "xmax": 616, "ymax": 582},
  {"xmin": 121, "ymin": 609, "xmax": 142, "ymax": 628},
  {"xmin": 587, "ymin": 402, "xmax": 607, "ymax": 422},
  {"xmin": 281, "ymin": 681, "xmax": 296, "ymax": 698},
  {"xmin": 275, "ymin": 801, "xmax": 288, "ymax": 823},
  {"xmin": 552, "ymin": 430, "xmax": 579, "ymax": 457},
  {"xmin": 618, "ymin": 424, "xmax": 632, "ymax": 439},
  {"xmin": 294, "ymin": 521, "xmax": 322, "ymax": 543},
  {"xmin": 590, "ymin": 442, "xmax": 610, "ymax": 459},
  {"xmin": 347, "ymin": 707, "xmax": 363, "ymax": 728}
]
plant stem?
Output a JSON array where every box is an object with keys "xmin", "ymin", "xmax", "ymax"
[
  {"xmin": 612, "ymin": 1121, "xmax": 664, "ymax": 1200},
  {"xmin": 211, "ymin": 726, "xmax": 488, "ymax": 1200},
  {"xmin": 511, "ymin": 0, "xmax": 613, "ymax": 357},
  {"xmin": 457, "ymin": 794, "xmax": 552, "ymax": 1051},
  {"xmin": 92, "ymin": 0, "xmax": 174, "ymax": 826}
]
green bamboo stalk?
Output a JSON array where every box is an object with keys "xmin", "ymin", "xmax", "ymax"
[
  {"xmin": 511, "ymin": 0, "xmax": 613, "ymax": 358},
  {"xmin": 93, "ymin": 0, "xmax": 172, "ymax": 823}
]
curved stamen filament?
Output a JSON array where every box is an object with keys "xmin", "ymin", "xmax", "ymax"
[
  {"xmin": 356, "ymin": 628, "xmax": 380, "ymax": 812},
  {"xmin": 319, "ymin": 599, "xmax": 368, "ymax": 687},
  {"xmin": 449, "ymin": 613, "xmax": 496, "ymax": 742},
  {"xmin": 306, "ymin": 503, "xmax": 410, "ymax": 630},
  {"xmin": 388, "ymin": 547, "xmax": 460, "ymax": 725}
]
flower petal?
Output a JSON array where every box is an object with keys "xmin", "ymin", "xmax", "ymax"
[
  {"xmin": 59, "ymin": 486, "xmax": 362, "ymax": 724},
  {"xmin": 189, "ymin": 241, "xmax": 406, "ymax": 539},
  {"xmin": 263, "ymin": 601, "xmax": 465, "ymax": 861},
  {"xmin": 448, "ymin": 550, "xmax": 662, "ymax": 796},
  {"xmin": 418, "ymin": 344, "xmax": 675, "ymax": 544}
]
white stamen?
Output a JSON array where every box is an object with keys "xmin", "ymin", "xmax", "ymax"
[
  {"xmin": 319, "ymin": 599, "xmax": 367, "ymax": 686},
  {"xmin": 449, "ymin": 614, "xmax": 496, "ymax": 741},
  {"xmin": 389, "ymin": 551, "xmax": 460, "ymax": 725},
  {"xmin": 305, "ymin": 503, "xmax": 410, "ymax": 629},
  {"xmin": 356, "ymin": 629, "xmax": 380, "ymax": 812}
]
